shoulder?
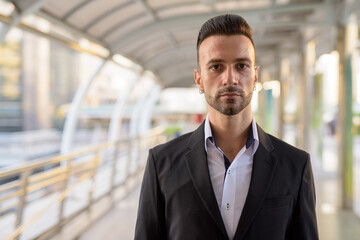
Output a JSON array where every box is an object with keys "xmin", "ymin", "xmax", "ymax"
[
  {"xmin": 262, "ymin": 132, "xmax": 310, "ymax": 172},
  {"xmin": 151, "ymin": 131, "xmax": 193, "ymax": 157},
  {"xmin": 147, "ymin": 130, "xmax": 197, "ymax": 176},
  {"xmin": 268, "ymin": 134, "xmax": 309, "ymax": 159},
  {"xmin": 257, "ymin": 124, "xmax": 309, "ymax": 162},
  {"xmin": 260, "ymin": 133, "xmax": 313, "ymax": 186},
  {"xmin": 151, "ymin": 122, "xmax": 204, "ymax": 158}
]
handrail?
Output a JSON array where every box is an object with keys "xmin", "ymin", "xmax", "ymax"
[
  {"xmin": 0, "ymin": 126, "xmax": 167, "ymax": 240},
  {"xmin": 7, "ymin": 171, "xmax": 95, "ymax": 240},
  {"xmin": 0, "ymin": 126, "xmax": 164, "ymax": 179}
]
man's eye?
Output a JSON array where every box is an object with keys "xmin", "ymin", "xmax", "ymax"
[
  {"xmin": 211, "ymin": 65, "xmax": 220, "ymax": 70},
  {"xmin": 238, "ymin": 63, "xmax": 248, "ymax": 69}
]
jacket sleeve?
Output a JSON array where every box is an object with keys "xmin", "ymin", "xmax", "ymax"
[
  {"xmin": 287, "ymin": 154, "xmax": 319, "ymax": 240},
  {"xmin": 134, "ymin": 149, "xmax": 166, "ymax": 240}
]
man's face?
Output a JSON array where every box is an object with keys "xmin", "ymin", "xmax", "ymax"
[{"xmin": 194, "ymin": 34, "xmax": 259, "ymax": 116}]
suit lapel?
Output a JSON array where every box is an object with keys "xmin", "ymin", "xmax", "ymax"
[
  {"xmin": 234, "ymin": 125, "xmax": 278, "ymax": 240},
  {"xmin": 184, "ymin": 122, "xmax": 228, "ymax": 238}
]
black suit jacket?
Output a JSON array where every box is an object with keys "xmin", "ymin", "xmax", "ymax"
[{"xmin": 135, "ymin": 123, "xmax": 318, "ymax": 240}]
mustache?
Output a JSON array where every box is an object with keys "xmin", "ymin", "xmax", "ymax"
[{"xmin": 216, "ymin": 86, "xmax": 243, "ymax": 95}]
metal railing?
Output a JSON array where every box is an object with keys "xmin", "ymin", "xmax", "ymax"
[{"xmin": 0, "ymin": 127, "xmax": 166, "ymax": 240}]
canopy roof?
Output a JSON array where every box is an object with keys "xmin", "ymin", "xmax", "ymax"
[{"xmin": 6, "ymin": 0, "xmax": 354, "ymax": 87}]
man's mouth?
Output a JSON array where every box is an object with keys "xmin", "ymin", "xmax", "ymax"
[{"xmin": 220, "ymin": 92, "xmax": 240, "ymax": 97}]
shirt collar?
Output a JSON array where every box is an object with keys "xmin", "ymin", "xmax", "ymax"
[{"xmin": 204, "ymin": 114, "xmax": 259, "ymax": 155}]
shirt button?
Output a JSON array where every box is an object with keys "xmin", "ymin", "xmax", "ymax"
[
  {"xmin": 226, "ymin": 203, "xmax": 230, "ymax": 210},
  {"xmin": 228, "ymin": 170, "xmax": 231, "ymax": 175}
]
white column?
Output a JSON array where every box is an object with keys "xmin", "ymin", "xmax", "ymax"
[
  {"xmin": 60, "ymin": 60, "xmax": 107, "ymax": 155},
  {"xmin": 129, "ymin": 82, "xmax": 156, "ymax": 138},
  {"xmin": 337, "ymin": 17, "xmax": 357, "ymax": 209},
  {"xmin": 299, "ymin": 41, "xmax": 315, "ymax": 151},
  {"xmin": 138, "ymin": 84, "xmax": 161, "ymax": 133},
  {"xmin": 108, "ymin": 76, "xmax": 139, "ymax": 142}
]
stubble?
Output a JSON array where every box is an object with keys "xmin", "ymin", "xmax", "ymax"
[{"xmin": 204, "ymin": 86, "xmax": 253, "ymax": 116}]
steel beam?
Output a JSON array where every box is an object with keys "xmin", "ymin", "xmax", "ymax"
[
  {"xmin": 135, "ymin": 0, "xmax": 158, "ymax": 21},
  {"xmin": 111, "ymin": 2, "xmax": 336, "ymax": 51},
  {"xmin": 83, "ymin": 1, "xmax": 134, "ymax": 31},
  {"xmin": 101, "ymin": 11, "xmax": 145, "ymax": 39},
  {"xmin": 144, "ymin": 44, "xmax": 195, "ymax": 69},
  {"xmin": 37, "ymin": 9, "xmax": 109, "ymax": 48},
  {"xmin": 62, "ymin": 0, "xmax": 93, "ymax": 20},
  {"xmin": 0, "ymin": 0, "xmax": 51, "ymax": 43},
  {"xmin": 143, "ymin": 32, "xmax": 299, "ymax": 70}
]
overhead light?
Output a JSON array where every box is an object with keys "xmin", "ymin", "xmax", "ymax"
[
  {"xmin": 78, "ymin": 38, "xmax": 109, "ymax": 58},
  {"xmin": 112, "ymin": 54, "xmax": 142, "ymax": 71},
  {"xmin": 79, "ymin": 38, "xmax": 90, "ymax": 49},
  {"xmin": 112, "ymin": 54, "xmax": 135, "ymax": 67},
  {"xmin": 0, "ymin": 1, "xmax": 15, "ymax": 16}
]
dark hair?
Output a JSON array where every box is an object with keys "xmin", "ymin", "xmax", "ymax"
[{"xmin": 196, "ymin": 14, "xmax": 254, "ymax": 63}]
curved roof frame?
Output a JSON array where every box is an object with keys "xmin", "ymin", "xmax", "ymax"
[
  {"xmin": 111, "ymin": 2, "xmax": 336, "ymax": 51},
  {"xmin": 82, "ymin": 2, "xmax": 134, "ymax": 32},
  {"xmin": 3, "ymin": 0, "xmax": 348, "ymax": 88}
]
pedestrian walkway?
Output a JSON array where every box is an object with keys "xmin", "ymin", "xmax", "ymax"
[
  {"xmin": 315, "ymin": 173, "xmax": 360, "ymax": 240},
  {"xmin": 79, "ymin": 169, "xmax": 360, "ymax": 240},
  {"xmin": 79, "ymin": 183, "xmax": 141, "ymax": 240}
]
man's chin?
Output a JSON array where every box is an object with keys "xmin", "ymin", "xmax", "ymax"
[{"xmin": 219, "ymin": 107, "xmax": 242, "ymax": 116}]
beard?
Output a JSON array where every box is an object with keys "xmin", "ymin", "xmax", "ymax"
[{"xmin": 204, "ymin": 86, "xmax": 253, "ymax": 116}]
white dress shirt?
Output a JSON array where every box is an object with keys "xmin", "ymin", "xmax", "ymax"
[{"xmin": 204, "ymin": 115, "xmax": 259, "ymax": 240}]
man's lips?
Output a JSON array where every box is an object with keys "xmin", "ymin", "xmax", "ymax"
[{"xmin": 220, "ymin": 92, "xmax": 240, "ymax": 97}]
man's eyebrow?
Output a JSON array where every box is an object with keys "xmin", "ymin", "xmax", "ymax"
[
  {"xmin": 234, "ymin": 58, "xmax": 252, "ymax": 64},
  {"xmin": 206, "ymin": 58, "xmax": 253, "ymax": 66},
  {"xmin": 206, "ymin": 59, "xmax": 225, "ymax": 65}
]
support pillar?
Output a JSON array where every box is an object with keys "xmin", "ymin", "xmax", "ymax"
[
  {"xmin": 337, "ymin": 20, "xmax": 356, "ymax": 209},
  {"xmin": 138, "ymin": 84, "xmax": 161, "ymax": 133},
  {"xmin": 129, "ymin": 84, "xmax": 154, "ymax": 138},
  {"xmin": 257, "ymin": 71, "xmax": 266, "ymax": 128},
  {"xmin": 277, "ymin": 55, "xmax": 287, "ymax": 140},
  {"xmin": 108, "ymin": 75, "xmax": 139, "ymax": 142},
  {"xmin": 279, "ymin": 58, "xmax": 291, "ymax": 141},
  {"xmin": 299, "ymin": 41, "xmax": 315, "ymax": 151},
  {"xmin": 60, "ymin": 60, "xmax": 107, "ymax": 155}
]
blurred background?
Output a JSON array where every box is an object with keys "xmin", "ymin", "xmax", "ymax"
[{"xmin": 0, "ymin": 0, "xmax": 359, "ymax": 239}]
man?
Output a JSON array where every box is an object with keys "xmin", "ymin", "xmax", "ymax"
[{"xmin": 135, "ymin": 14, "xmax": 318, "ymax": 240}]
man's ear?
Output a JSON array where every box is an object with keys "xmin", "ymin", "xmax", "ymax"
[
  {"xmin": 254, "ymin": 66, "xmax": 260, "ymax": 86},
  {"xmin": 194, "ymin": 69, "xmax": 203, "ymax": 91}
]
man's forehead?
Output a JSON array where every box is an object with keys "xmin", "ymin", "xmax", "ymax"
[
  {"xmin": 200, "ymin": 34, "xmax": 253, "ymax": 45},
  {"xmin": 198, "ymin": 35, "xmax": 255, "ymax": 61}
]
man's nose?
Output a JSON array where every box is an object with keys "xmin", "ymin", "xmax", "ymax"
[{"xmin": 223, "ymin": 66, "xmax": 238, "ymax": 85}]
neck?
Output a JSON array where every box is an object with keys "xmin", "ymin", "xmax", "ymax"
[{"xmin": 208, "ymin": 107, "xmax": 253, "ymax": 161}]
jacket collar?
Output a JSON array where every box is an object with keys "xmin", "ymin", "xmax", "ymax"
[
  {"xmin": 185, "ymin": 121, "xmax": 229, "ymax": 238},
  {"xmin": 234, "ymin": 124, "xmax": 278, "ymax": 240},
  {"xmin": 185, "ymin": 122, "xmax": 278, "ymax": 240}
]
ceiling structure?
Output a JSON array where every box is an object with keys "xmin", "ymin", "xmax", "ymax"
[{"xmin": 3, "ymin": 0, "xmax": 359, "ymax": 88}]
